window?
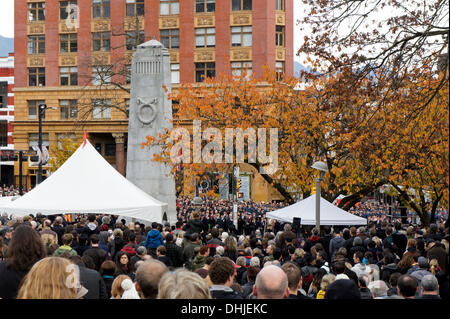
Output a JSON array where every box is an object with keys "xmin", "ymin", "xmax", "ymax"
[
  {"xmin": 125, "ymin": 65, "xmax": 131, "ymax": 84},
  {"xmin": 126, "ymin": 30, "xmax": 145, "ymax": 50},
  {"xmin": 195, "ymin": 28, "xmax": 215, "ymax": 48},
  {"xmin": 105, "ymin": 143, "xmax": 116, "ymax": 156},
  {"xmin": 92, "ymin": 66, "xmax": 112, "ymax": 85},
  {"xmin": 92, "ymin": 32, "xmax": 110, "ymax": 51},
  {"xmin": 232, "ymin": 0, "xmax": 251, "ymax": 11},
  {"xmin": 195, "ymin": 62, "xmax": 215, "ymax": 82},
  {"xmin": 0, "ymin": 82, "xmax": 8, "ymax": 108},
  {"xmin": 28, "ymin": 36, "xmax": 45, "ymax": 54},
  {"xmin": 126, "ymin": 0, "xmax": 145, "ymax": 16},
  {"xmin": 0, "ymin": 121, "xmax": 7, "ymax": 147},
  {"xmin": 276, "ymin": 61, "xmax": 284, "ymax": 79},
  {"xmin": 28, "ymin": 2, "xmax": 45, "ymax": 21},
  {"xmin": 276, "ymin": 26, "xmax": 285, "ymax": 46},
  {"xmin": 28, "ymin": 100, "xmax": 46, "ymax": 120},
  {"xmin": 231, "ymin": 26, "xmax": 252, "ymax": 47},
  {"xmin": 92, "ymin": 99, "xmax": 111, "ymax": 119},
  {"xmin": 60, "ymin": 67, "xmax": 78, "ymax": 86},
  {"xmin": 196, "ymin": 0, "xmax": 215, "ymax": 12},
  {"xmin": 60, "ymin": 34, "xmax": 78, "ymax": 53},
  {"xmin": 28, "ymin": 68, "xmax": 45, "ymax": 87},
  {"xmin": 171, "ymin": 64, "xmax": 180, "ymax": 84},
  {"xmin": 276, "ymin": 0, "xmax": 284, "ymax": 10},
  {"xmin": 56, "ymin": 133, "xmax": 77, "ymax": 149},
  {"xmin": 160, "ymin": 0, "xmax": 179, "ymax": 15},
  {"xmin": 231, "ymin": 61, "xmax": 252, "ymax": 78},
  {"xmin": 59, "ymin": 100, "xmax": 78, "ymax": 119},
  {"xmin": 29, "ymin": 133, "xmax": 49, "ymax": 150},
  {"xmin": 160, "ymin": 29, "xmax": 180, "ymax": 49},
  {"xmin": 93, "ymin": 0, "xmax": 110, "ymax": 18},
  {"xmin": 60, "ymin": 1, "xmax": 78, "ymax": 20}
]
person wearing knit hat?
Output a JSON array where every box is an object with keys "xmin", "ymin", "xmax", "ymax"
[
  {"xmin": 325, "ymin": 279, "xmax": 361, "ymax": 299},
  {"xmin": 120, "ymin": 278, "xmax": 140, "ymax": 299}
]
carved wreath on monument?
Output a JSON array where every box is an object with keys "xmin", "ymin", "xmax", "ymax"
[{"xmin": 137, "ymin": 97, "xmax": 158, "ymax": 125}]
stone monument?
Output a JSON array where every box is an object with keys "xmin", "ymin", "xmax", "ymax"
[{"xmin": 126, "ymin": 39, "xmax": 176, "ymax": 224}]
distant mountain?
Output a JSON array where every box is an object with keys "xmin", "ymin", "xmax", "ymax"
[
  {"xmin": 0, "ymin": 36, "xmax": 14, "ymax": 57},
  {"xmin": 293, "ymin": 61, "xmax": 310, "ymax": 78}
]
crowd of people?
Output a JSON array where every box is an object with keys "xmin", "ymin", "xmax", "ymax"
[
  {"xmin": 0, "ymin": 197, "xmax": 448, "ymax": 300},
  {"xmin": 0, "ymin": 185, "xmax": 30, "ymax": 197}
]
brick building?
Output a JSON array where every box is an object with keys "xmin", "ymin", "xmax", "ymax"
[
  {"xmin": 13, "ymin": 0, "xmax": 292, "ymax": 200},
  {"xmin": 0, "ymin": 53, "xmax": 15, "ymax": 186}
]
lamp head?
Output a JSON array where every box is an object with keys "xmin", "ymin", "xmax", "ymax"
[{"xmin": 311, "ymin": 161, "xmax": 328, "ymax": 172}]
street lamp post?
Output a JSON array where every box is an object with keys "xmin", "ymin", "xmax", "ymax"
[{"xmin": 311, "ymin": 161, "xmax": 328, "ymax": 232}]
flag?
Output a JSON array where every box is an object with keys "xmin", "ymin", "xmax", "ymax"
[{"xmin": 82, "ymin": 131, "xmax": 87, "ymax": 148}]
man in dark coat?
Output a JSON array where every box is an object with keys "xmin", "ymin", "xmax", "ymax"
[
  {"xmin": 426, "ymin": 240, "xmax": 448, "ymax": 273},
  {"xmin": 68, "ymin": 255, "xmax": 108, "ymax": 299},
  {"xmin": 206, "ymin": 227, "xmax": 224, "ymax": 257},
  {"xmin": 83, "ymin": 234, "xmax": 107, "ymax": 272},
  {"xmin": 392, "ymin": 222, "xmax": 407, "ymax": 255},
  {"xmin": 164, "ymin": 233, "xmax": 184, "ymax": 267}
]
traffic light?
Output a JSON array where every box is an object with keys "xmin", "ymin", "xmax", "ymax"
[
  {"xmin": 236, "ymin": 178, "xmax": 241, "ymax": 191},
  {"xmin": 238, "ymin": 192, "xmax": 243, "ymax": 199}
]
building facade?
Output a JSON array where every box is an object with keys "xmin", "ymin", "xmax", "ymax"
[
  {"xmin": 13, "ymin": 0, "xmax": 292, "ymax": 200},
  {"xmin": 0, "ymin": 53, "xmax": 15, "ymax": 187}
]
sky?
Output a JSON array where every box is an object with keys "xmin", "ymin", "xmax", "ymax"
[{"xmin": 0, "ymin": 0, "xmax": 304, "ymax": 61}]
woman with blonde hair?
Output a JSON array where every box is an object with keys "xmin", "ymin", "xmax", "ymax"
[
  {"xmin": 111, "ymin": 274, "xmax": 132, "ymax": 299},
  {"xmin": 316, "ymin": 274, "xmax": 336, "ymax": 299},
  {"xmin": 157, "ymin": 269, "xmax": 211, "ymax": 299},
  {"xmin": 17, "ymin": 257, "xmax": 86, "ymax": 299}
]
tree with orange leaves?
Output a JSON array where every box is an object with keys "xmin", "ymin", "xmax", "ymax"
[{"xmin": 142, "ymin": 63, "xmax": 448, "ymax": 225}]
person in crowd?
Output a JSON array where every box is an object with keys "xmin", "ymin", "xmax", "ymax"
[
  {"xmin": 368, "ymin": 280, "xmax": 389, "ymax": 299},
  {"xmin": 281, "ymin": 262, "xmax": 310, "ymax": 299},
  {"xmin": 67, "ymin": 255, "xmax": 108, "ymax": 299},
  {"xmin": 192, "ymin": 245, "xmax": 209, "ymax": 271},
  {"xmin": 416, "ymin": 274, "xmax": 441, "ymax": 299},
  {"xmin": 387, "ymin": 272, "xmax": 401, "ymax": 296},
  {"xmin": 209, "ymin": 257, "xmax": 242, "ymax": 299},
  {"xmin": 83, "ymin": 234, "xmax": 107, "ymax": 272},
  {"xmin": 252, "ymin": 265, "xmax": 289, "ymax": 299},
  {"xmin": 100, "ymin": 260, "xmax": 117, "ymax": 298},
  {"xmin": 358, "ymin": 274, "xmax": 373, "ymax": 299},
  {"xmin": 131, "ymin": 246, "xmax": 150, "ymax": 268},
  {"xmin": 111, "ymin": 274, "xmax": 132, "ymax": 299},
  {"xmin": 83, "ymin": 214, "xmax": 100, "ymax": 239},
  {"xmin": 156, "ymin": 245, "xmax": 173, "ymax": 267},
  {"xmin": 115, "ymin": 251, "xmax": 134, "ymax": 279},
  {"xmin": 165, "ymin": 233, "xmax": 184, "ymax": 268},
  {"xmin": 157, "ymin": 268, "xmax": 211, "ymax": 299},
  {"xmin": 52, "ymin": 216, "xmax": 65, "ymax": 245},
  {"xmin": 109, "ymin": 228, "xmax": 125, "ymax": 261},
  {"xmin": 53, "ymin": 233, "xmax": 78, "ymax": 257},
  {"xmin": 316, "ymin": 274, "xmax": 336, "ymax": 299},
  {"xmin": 39, "ymin": 219, "xmax": 58, "ymax": 247},
  {"xmin": 144, "ymin": 222, "xmax": 165, "ymax": 258},
  {"xmin": 397, "ymin": 274, "xmax": 418, "ymax": 299},
  {"xmin": 0, "ymin": 224, "xmax": 47, "ymax": 299},
  {"xmin": 325, "ymin": 279, "xmax": 361, "ymax": 299},
  {"xmin": 135, "ymin": 259, "xmax": 169, "ymax": 299},
  {"xmin": 17, "ymin": 257, "xmax": 86, "ymax": 299},
  {"xmin": 206, "ymin": 227, "xmax": 224, "ymax": 257},
  {"xmin": 329, "ymin": 229, "xmax": 346, "ymax": 262},
  {"xmin": 351, "ymin": 251, "xmax": 368, "ymax": 278}
]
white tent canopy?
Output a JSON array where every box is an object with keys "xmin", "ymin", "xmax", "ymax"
[
  {"xmin": 266, "ymin": 194, "xmax": 367, "ymax": 226},
  {"xmin": 2, "ymin": 140, "xmax": 168, "ymax": 223}
]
